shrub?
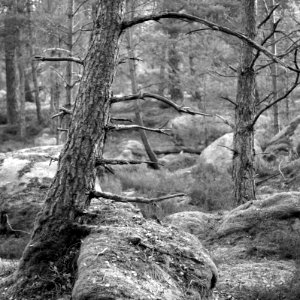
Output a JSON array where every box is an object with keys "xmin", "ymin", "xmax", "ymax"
[{"xmin": 189, "ymin": 163, "xmax": 235, "ymax": 211}]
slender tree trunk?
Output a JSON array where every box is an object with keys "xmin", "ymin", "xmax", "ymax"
[
  {"xmin": 125, "ymin": 0, "xmax": 159, "ymax": 169},
  {"xmin": 269, "ymin": 0, "xmax": 279, "ymax": 133},
  {"xmin": 168, "ymin": 32, "xmax": 184, "ymax": 103},
  {"xmin": 11, "ymin": 1, "xmax": 124, "ymax": 297},
  {"xmin": 63, "ymin": 0, "xmax": 74, "ymax": 141},
  {"xmin": 4, "ymin": 1, "xmax": 19, "ymax": 125},
  {"xmin": 232, "ymin": 0, "xmax": 257, "ymax": 204},
  {"xmin": 24, "ymin": 76, "xmax": 34, "ymax": 103},
  {"xmin": 158, "ymin": 46, "xmax": 166, "ymax": 96},
  {"xmin": 27, "ymin": 0, "xmax": 43, "ymax": 124}
]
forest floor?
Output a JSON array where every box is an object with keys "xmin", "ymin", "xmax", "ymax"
[{"xmin": 0, "ymin": 103, "xmax": 300, "ymax": 299}]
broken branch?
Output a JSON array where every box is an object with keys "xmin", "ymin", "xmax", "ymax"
[
  {"xmin": 106, "ymin": 123, "xmax": 171, "ymax": 135},
  {"xmin": 95, "ymin": 158, "xmax": 164, "ymax": 167},
  {"xmin": 35, "ymin": 55, "xmax": 83, "ymax": 65},
  {"xmin": 90, "ymin": 190, "xmax": 186, "ymax": 204}
]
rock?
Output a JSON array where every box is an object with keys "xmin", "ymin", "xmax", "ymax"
[
  {"xmin": 216, "ymin": 192, "xmax": 300, "ymax": 238},
  {"xmin": 0, "ymin": 145, "xmax": 62, "ymax": 194},
  {"xmin": 116, "ymin": 140, "xmax": 146, "ymax": 160},
  {"xmin": 159, "ymin": 153, "xmax": 198, "ymax": 171},
  {"xmin": 34, "ymin": 133, "xmax": 57, "ymax": 146},
  {"xmin": 198, "ymin": 132, "xmax": 264, "ymax": 173},
  {"xmin": 168, "ymin": 115, "xmax": 231, "ymax": 148},
  {"xmin": 72, "ymin": 199, "xmax": 218, "ymax": 300},
  {"xmin": 164, "ymin": 211, "xmax": 220, "ymax": 240},
  {"xmin": 265, "ymin": 115, "xmax": 300, "ymax": 159}
]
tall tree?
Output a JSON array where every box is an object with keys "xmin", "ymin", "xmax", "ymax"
[
  {"xmin": 26, "ymin": 0, "xmax": 43, "ymax": 124},
  {"xmin": 4, "ymin": 0, "xmax": 19, "ymax": 125},
  {"xmin": 232, "ymin": 0, "xmax": 257, "ymax": 204},
  {"xmin": 125, "ymin": 0, "xmax": 159, "ymax": 169},
  {"xmin": 10, "ymin": 1, "xmax": 124, "ymax": 296}
]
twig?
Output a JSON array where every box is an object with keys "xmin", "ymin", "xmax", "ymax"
[
  {"xmin": 278, "ymin": 160, "xmax": 286, "ymax": 180},
  {"xmin": 219, "ymin": 96, "xmax": 237, "ymax": 107},
  {"xmin": 257, "ymin": 4, "xmax": 280, "ymax": 29},
  {"xmin": 90, "ymin": 190, "xmax": 186, "ymax": 204}
]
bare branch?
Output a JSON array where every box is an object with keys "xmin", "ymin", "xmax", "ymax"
[
  {"xmin": 106, "ymin": 123, "xmax": 171, "ymax": 135},
  {"xmin": 90, "ymin": 190, "xmax": 186, "ymax": 204},
  {"xmin": 35, "ymin": 56, "xmax": 83, "ymax": 65},
  {"xmin": 257, "ymin": 4, "xmax": 280, "ymax": 29},
  {"xmin": 110, "ymin": 117, "xmax": 133, "ymax": 123},
  {"xmin": 112, "ymin": 92, "xmax": 211, "ymax": 116},
  {"xmin": 219, "ymin": 96, "xmax": 237, "ymax": 107},
  {"xmin": 252, "ymin": 50, "xmax": 300, "ymax": 127},
  {"xmin": 51, "ymin": 107, "xmax": 72, "ymax": 119},
  {"xmin": 95, "ymin": 158, "xmax": 163, "ymax": 167},
  {"xmin": 215, "ymin": 114, "xmax": 235, "ymax": 129},
  {"xmin": 121, "ymin": 12, "xmax": 300, "ymax": 73}
]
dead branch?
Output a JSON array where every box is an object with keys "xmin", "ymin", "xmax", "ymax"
[
  {"xmin": 90, "ymin": 190, "xmax": 186, "ymax": 204},
  {"xmin": 57, "ymin": 128, "xmax": 68, "ymax": 132},
  {"xmin": 215, "ymin": 114, "xmax": 235, "ymax": 129},
  {"xmin": 110, "ymin": 117, "xmax": 133, "ymax": 123},
  {"xmin": 257, "ymin": 3, "xmax": 280, "ymax": 29},
  {"xmin": 112, "ymin": 92, "xmax": 211, "ymax": 116},
  {"xmin": 95, "ymin": 158, "xmax": 164, "ymax": 167},
  {"xmin": 219, "ymin": 96, "xmax": 237, "ymax": 107},
  {"xmin": 122, "ymin": 12, "xmax": 300, "ymax": 73},
  {"xmin": 106, "ymin": 123, "xmax": 171, "ymax": 135},
  {"xmin": 35, "ymin": 55, "xmax": 83, "ymax": 65},
  {"xmin": 51, "ymin": 107, "xmax": 72, "ymax": 119},
  {"xmin": 153, "ymin": 146, "xmax": 203, "ymax": 155}
]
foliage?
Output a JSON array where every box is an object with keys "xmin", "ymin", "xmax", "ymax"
[{"xmin": 189, "ymin": 162, "xmax": 235, "ymax": 211}]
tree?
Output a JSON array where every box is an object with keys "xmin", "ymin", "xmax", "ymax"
[
  {"xmin": 4, "ymin": 0, "xmax": 19, "ymax": 125},
  {"xmin": 232, "ymin": 0, "xmax": 256, "ymax": 203},
  {"xmin": 6, "ymin": 0, "xmax": 300, "ymax": 297}
]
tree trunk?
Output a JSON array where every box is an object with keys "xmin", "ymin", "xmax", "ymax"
[
  {"xmin": 63, "ymin": 0, "xmax": 74, "ymax": 141},
  {"xmin": 125, "ymin": 0, "xmax": 159, "ymax": 170},
  {"xmin": 12, "ymin": 1, "xmax": 124, "ymax": 297},
  {"xmin": 168, "ymin": 33, "xmax": 184, "ymax": 103},
  {"xmin": 232, "ymin": 0, "xmax": 257, "ymax": 205},
  {"xmin": 27, "ymin": 0, "xmax": 43, "ymax": 124},
  {"xmin": 17, "ymin": 40, "xmax": 26, "ymax": 140},
  {"xmin": 4, "ymin": 1, "xmax": 19, "ymax": 125},
  {"xmin": 269, "ymin": 0, "xmax": 279, "ymax": 134},
  {"xmin": 24, "ymin": 76, "xmax": 34, "ymax": 103}
]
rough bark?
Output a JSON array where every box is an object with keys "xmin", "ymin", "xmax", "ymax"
[
  {"xmin": 4, "ymin": 1, "xmax": 19, "ymax": 125},
  {"xmin": 11, "ymin": 1, "xmax": 124, "ymax": 297},
  {"xmin": 232, "ymin": 0, "xmax": 257, "ymax": 204},
  {"xmin": 125, "ymin": 0, "xmax": 159, "ymax": 170},
  {"xmin": 63, "ymin": 0, "xmax": 74, "ymax": 141}
]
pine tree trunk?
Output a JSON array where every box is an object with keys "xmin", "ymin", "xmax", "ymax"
[
  {"xmin": 4, "ymin": 2, "xmax": 19, "ymax": 125},
  {"xmin": 12, "ymin": 1, "xmax": 124, "ymax": 296},
  {"xmin": 125, "ymin": 0, "xmax": 159, "ymax": 170},
  {"xmin": 63, "ymin": 0, "xmax": 74, "ymax": 141},
  {"xmin": 17, "ymin": 41, "xmax": 26, "ymax": 140},
  {"xmin": 232, "ymin": 0, "xmax": 257, "ymax": 205}
]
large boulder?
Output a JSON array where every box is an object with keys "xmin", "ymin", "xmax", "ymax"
[
  {"xmin": 168, "ymin": 115, "xmax": 231, "ymax": 148},
  {"xmin": 216, "ymin": 192, "xmax": 300, "ymax": 238},
  {"xmin": 115, "ymin": 140, "xmax": 146, "ymax": 160},
  {"xmin": 198, "ymin": 132, "xmax": 264, "ymax": 173},
  {"xmin": 72, "ymin": 199, "xmax": 218, "ymax": 300},
  {"xmin": 164, "ymin": 211, "xmax": 220, "ymax": 240},
  {"xmin": 0, "ymin": 145, "xmax": 62, "ymax": 194}
]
